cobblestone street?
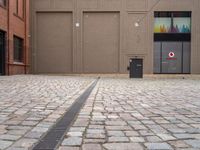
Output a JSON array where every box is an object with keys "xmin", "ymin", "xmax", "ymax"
[
  {"xmin": 0, "ymin": 76, "xmax": 200, "ymax": 150},
  {"xmin": 58, "ymin": 77, "xmax": 200, "ymax": 150},
  {"xmin": 0, "ymin": 75, "xmax": 94, "ymax": 150}
]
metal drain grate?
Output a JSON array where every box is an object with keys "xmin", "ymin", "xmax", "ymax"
[{"xmin": 33, "ymin": 79, "xmax": 99, "ymax": 150}]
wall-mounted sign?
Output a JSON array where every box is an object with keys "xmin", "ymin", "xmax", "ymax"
[
  {"xmin": 168, "ymin": 52, "xmax": 175, "ymax": 58},
  {"xmin": 167, "ymin": 52, "xmax": 177, "ymax": 60}
]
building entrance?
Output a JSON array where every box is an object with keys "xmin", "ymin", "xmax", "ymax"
[
  {"xmin": 154, "ymin": 42, "xmax": 190, "ymax": 74},
  {"xmin": 154, "ymin": 12, "xmax": 191, "ymax": 74},
  {"xmin": 0, "ymin": 31, "xmax": 5, "ymax": 75}
]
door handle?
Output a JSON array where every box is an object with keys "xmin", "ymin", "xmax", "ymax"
[{"xmin": 136, "ymin": 64, "xmax": 142, "ymax": 67}]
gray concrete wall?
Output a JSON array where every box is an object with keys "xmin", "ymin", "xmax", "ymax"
[{"xmin": 30, "ymin": 0, "xmax": 200, "ymax": 74}]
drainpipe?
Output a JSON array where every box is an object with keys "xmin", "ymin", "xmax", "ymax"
[
  {"xmin": 24, "ymin": 0, "xmax": 27, "ymax": 74},
  {"xmin": 7, "ymin": 0, "xmax": 10, "ymax": 75}
]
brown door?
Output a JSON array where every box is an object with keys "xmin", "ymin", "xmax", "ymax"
[
  {"xmin": 83, "ymin": 12, "xmax": 120, "ymax": 73},
  {"xmin": 36, "ymin": 12, "xmax": 72, "ymax": 73}
]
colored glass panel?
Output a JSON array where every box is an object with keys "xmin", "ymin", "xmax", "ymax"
[
  {"xmin": 173, "ymin": 17, "xmax": 191, "ymax": 33},
  {"xmin": 154, "ymin": 18, "xmax": 171, "ymax": 33}
]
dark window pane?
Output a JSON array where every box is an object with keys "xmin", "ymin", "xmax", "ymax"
[
  {"xmin": 173, "ymin": 12, "xmax": 191, "ymax": 17},
  {"xmin": 14, "ymin": 36, "xmax": 23, "ymax": 62},
  {"xmin": 0, "ymin": 0, "xmax": 6, "ymax": 7},
  {"xmin": 154, "ymin": 12, "xmax": 172, "ymax": 17}
]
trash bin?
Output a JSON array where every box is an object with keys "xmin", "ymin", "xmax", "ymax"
[{"xmin": 128, "ymin": 58, "xmax": 143, "ymax": 78}]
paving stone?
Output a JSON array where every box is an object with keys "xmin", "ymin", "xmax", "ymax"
[
  {"xmin": 24, "ymin": 131, "xmax": 44, "ymax": 139},
  {"xmin": 145, "ymin": 143, "xmax": 173, "ymax": 150},
  {"xmin": 146, "ymin": 136, "xmax": 162, "ymax": 142},
  {"xmin": 62, "ymin": 137, "xmax": 82, "ymax": 146},
  {"xmin": 174, "ymin": 134, "xmax": 194, "ymax": 139},
  {"xmin": 169, "ymin": 140, "xmax": 189, "ymax": 148},
  {"xmin": 108, "ymin": 136, "xmax": 129, "ymax": 142},
  {"xmin": 130, "ymin": 137, "xmax": 145, "ymax": 142},
  {"xmin": 84, "ymin": 138, "xmax": 106, "ymax": 144},
  {"xmin": 0, "ymin": 140, "xmax": 13, "ymax": 149},
  {"xmin": 69, "ymin": 127, "xmax": 86, "ymax": 132},
  {"xmin": 0, "ymin": 134, "xmax": 20, "ymax": 141},
  {"xmin": 86, "ymin": 133, "xmax": 106, "ymax": 139},
  {"xmin": 31, "ymin": 127, "xmax": 49, "ymax": 133},
  {"xmin": 12, "ymin": 138, "xmax": 38, "ymax": 148},
  {"xmin": 184, "ymin": 140, "xmax": 200, "ymax": 148},
  {"xmin": 67, "ymin": 132, "xmax": 83, "ymax": 137},
  {"xmin": 107, "ymin": 131, "xmax": 125, "ymax": 137},
  {"xmin": 103, "ymin": 143, "xmax": 143, "ymax": 150},
  {"xmin": 8, "ymin": 130, "xmax": 28, "ymax": 135},
  {"xmin": 106, "ymin": 121, "xmax": 127, "ymax": 126},
  {"xmin": 82, "ymin": 144, "xmax": 102, "ymax": 150},
  {"xmin": 157, "ymin": 134, "xmax": 176, "ymax": 141},
  {"xmin": 58, "ymin": 147, "xmax": 80, "ymax": 150},
  {"xmin": 7, "ymin": 147, "xmax": 27, "ymax": 150},
  {"xmin": 87, "ymin": 129, "xmax": 105, "ymax": 134},
  {"xmin": 124, "ymin": 131, "xmax": 139, "ymax": 136}
]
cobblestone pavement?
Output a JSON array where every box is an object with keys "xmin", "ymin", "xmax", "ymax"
[
  {"xmin": 57, "ymin": 78, "xmax": 200, "ymax": 150},
  {"xmin": 0, "ymin": 75, "xmax": 94, "ymax": 150}
]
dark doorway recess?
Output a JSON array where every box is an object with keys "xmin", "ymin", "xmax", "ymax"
[
  {"xmin": 0, "ymin": 31, "xmax": 5, "ymax": 75},
  {"xmin": 130, "ymin": 58, "xmax": 143, "ymax": 78}
]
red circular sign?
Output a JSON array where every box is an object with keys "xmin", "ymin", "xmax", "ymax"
[{"xmin": 169, "ymin": 52, "xmax": 175, "ymax": 58}]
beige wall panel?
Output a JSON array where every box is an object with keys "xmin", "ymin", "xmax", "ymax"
[
  {"xmin": 126, "ymin": 0, "xmax": 147, "ymax": 11},
  {"xmin": 77, "ymin": 0, "xmax": 98, "ymax": 9},
  {"xmin": 34, "ymin": 0, "xmax": 51, "ymax": 9},
  {"xmin": 36, "ymin": 12, "xmax": 72, "ymax": 73},
  {"xmin": 126, "ymin": 13, "xmax": 148, "ymax": 54},
  {"xmin": 148, "ymin": 0, "xmax": 193, "ymax": 11},
  {"xmin": 191, "ymin": 0, "xmax": 200, "ymax": 73},
  {"xmin": 54, "ymin": 0, "xmax": 73, "ymax": 9},
  {"xmin": 102, "ymin": 0, "xmax": 121, "ymax": 9},
  {"xmin": 83, "ymin": 13, "xmax": 119, "ymax": 73}
]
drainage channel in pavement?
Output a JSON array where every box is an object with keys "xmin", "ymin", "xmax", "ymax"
[{"xmin": 32, "ymin": 78, "xmax": 99, "ymax": 150}]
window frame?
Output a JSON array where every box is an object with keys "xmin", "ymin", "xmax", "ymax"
[
  {"xmin": 14, "ymin": 0, "xmax": 25, "ymax": 20},
  {"xmin": 13, "ymin": 36, "xmax": 24, "ymax": 63}
]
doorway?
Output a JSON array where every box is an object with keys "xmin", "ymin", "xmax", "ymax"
[
  {"xmin": 0, "ymin": 31, "xmax": 5, "ymax": 75},
  {"xmin": 130, "ymin": 58, "xmax": 143, "ymax": 78},
  {"xmin": 154, "ymin": 42, "xmax": 191, "ymax": 74}
]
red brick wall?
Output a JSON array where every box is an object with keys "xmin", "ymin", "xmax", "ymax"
[{"xmin": 0, "ymin": 0, "xmax": 29, "ymax": 75}]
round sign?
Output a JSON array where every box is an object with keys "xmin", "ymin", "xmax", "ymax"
[{"xmin": 169, "ymin": 52, "xmax": 175, "ymax": 58}]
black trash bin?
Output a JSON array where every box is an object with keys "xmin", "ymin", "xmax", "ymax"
[{"xmin": 129, "ymin": 58, "xmax": 143, "ymax": 78}]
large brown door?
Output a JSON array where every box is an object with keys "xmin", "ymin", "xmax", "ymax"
[
  {"xmin": 83, "ymin": 12, "xmax": 120, "ymax": 73},
  {"xmin": 36, "ymin": 12, "xmax": 72, "ymax": 73}
]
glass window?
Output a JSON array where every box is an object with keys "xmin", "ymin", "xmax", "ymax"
[
  {"xmin": 14, "ymin": 36, "xmax": 24, "ymax": 63},
  {"xmin": 154, "ymin": 12, "xmax": 191, "ymax": 34},
  {"xmin": 0, "ymin": 0, "xmax": 6, "ymax": 7},
  {"xmin": 173, "ymin": 17, "xmax": 191, "ymax": 33},
  {"xmin": 154, "ymin": 18, "xmax": 171, "ymax": 33}
]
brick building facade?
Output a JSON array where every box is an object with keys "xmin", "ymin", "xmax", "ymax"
[{"xmin": 0, "ymin": 0, "xmax": 29, "ymax": 75}]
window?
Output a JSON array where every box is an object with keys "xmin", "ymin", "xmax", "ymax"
[
  {"xmin": 14, "ymin": 0, "xmax": 24, "ymax": 18},
  {"xmin": 154, "ymin": 12, "xmax": 191, "ymax": 34},
  {"xmin": 0, "ymin": 0, "xmax": 6, "ymax": 7},
  {"xmin": 14, "ymin": 36, "xmax": 23, "ymax": 63}
]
